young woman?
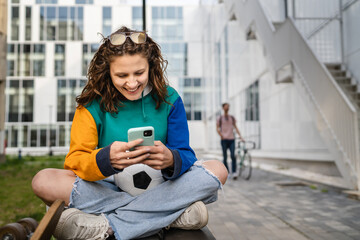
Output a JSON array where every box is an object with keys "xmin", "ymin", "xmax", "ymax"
[{"xmin": 32, "ymin": 26, "xmax": 228, "ymax": 240}]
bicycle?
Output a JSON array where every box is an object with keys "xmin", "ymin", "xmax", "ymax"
[{"xmin": 235, "ymin": 140, "xmax": 256, "ymax": 180}]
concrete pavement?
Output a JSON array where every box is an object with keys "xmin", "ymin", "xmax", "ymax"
[{"xmin": 205, "ymin": 168, "xmax": 360, "ymax": 240}]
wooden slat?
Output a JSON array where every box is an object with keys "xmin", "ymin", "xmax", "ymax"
[{"xmin": 31, "ymin": 200, "xmax": 65, "ymax": 240}]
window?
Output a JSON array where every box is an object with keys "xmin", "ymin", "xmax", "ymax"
[
  {"xmin": 57, "ymin": 80, "xmax": 66, "ymax": 121},
  {"xmin": 7, "ymin": 44, "xmax": 46, "ymax": 77},
  {"xmin": 7, "ymin": 80, "xmax": 20, "ymax": 122},
  {"xmin": 22, "ymin": 126, "xmax": 28, "ymax": 147},
  {"xmin": 57, "ymin": 79, "xmax": 86, "ymax": 122},
  {"xmin": 40, "ymin": 6, "xmax": 83, "ymax": 41},
  {"xmin": 59, "ymin": 7, "xmax": 68, "ymax": 40},
  {"xmin": 36, "ymin": 0, "xmax": 58, "ymax": 4},
  {"xmin": 152, "ymin": 7, "xmax": 183, "ymax": 40},
  {"xmin": 75, "ymin": 0, "xmax": 93, "ymax": 4},
  {"xmin": 102, "ymin": 7, "xmax": 112, "ymax": 37},
  {"xmin": 7, "ymin": 44, "xmax": 17, "ymax": 76},
  {"xmin": 6, "ymin": 80, "xmax": 34, "ymax": 123},
  {"xmin": 25, "ymin": 7, "xmax": 32, "ymax": 41},
  {"xmin": 132, "ymin": 7, "xmax": 143, "ymax": 30},
  {"xmin": 245, "ymin": 81, "xmax": 259, "ymax": 121},
  {"xmin": 46, "ymin": 7, "xmax": 56, "ymax": 40},
  {"xmin": 33, "ymin": 44, "xmax": 45, "ymax": 76},
  {"xmin": 22, "ymin": 80, "xmax": 34, "ymax": 122},
  {"xmin": 30, "ymin": 125, "xmax": 37, "ymax": 147},
  {"xmin": 55, "ymin": 44, "xmax": 65, "ymax": 76},
  {"xmin": 10, "ymin": 126, "xmax": 19, "ymax": 147},
  {"xmin": 5, "ymin": 123, "xmax": 72, "ymax": 148},
  {"xmin": 82, "ymin": 43, "xmax": 99, "ymax": 76},
  {"xmin": 11, "ymin": 7, "xmax": 19, "ymax": 40},
  {"xmin": 180, "ymin": 78, "xmax": 203, "ymax": 121}
]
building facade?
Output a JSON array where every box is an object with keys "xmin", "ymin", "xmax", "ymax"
[
  {"xmin": 4, "ymin": 0, "xmax": 205, "ymax": 155},
  {"xmin": 201, "ymin": 0, "xmax": 360, "ymax": 189}
]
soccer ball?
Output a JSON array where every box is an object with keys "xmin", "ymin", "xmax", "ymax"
[{"xmin": 114, "ymin": 164, "xmax": 165, "ymax": 196}]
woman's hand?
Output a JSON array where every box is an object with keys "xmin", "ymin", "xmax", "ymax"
[
  {"xmin": 109, "ymin": 139, "xmax": 151, "ymax": 170},
  {"xmin": 140, "ymin": 141, "xmax": 174, "ymax": 170}
]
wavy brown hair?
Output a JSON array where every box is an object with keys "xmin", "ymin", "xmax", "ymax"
[{"xmin": 76, "ymin": 26, "xmax": 169, "ymax": 112}]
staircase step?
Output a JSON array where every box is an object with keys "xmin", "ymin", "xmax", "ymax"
[
  {"xmin": 329, "ymin": 70, "xmax": 347, "ymax": 77},
  {"xmin": 335, "ymin": 77, "xmax": 352, "ymax": 84},
  {"xmin": 325, "ymin": 63, "xmax": 342, "ymax": 70},
  {"xmin": 350, "ymin": 92, "xmax": 360, "ymax": 100},
  {"xmin": 340, "ymin": 83, "xmax": 357, "ymax": 92}
]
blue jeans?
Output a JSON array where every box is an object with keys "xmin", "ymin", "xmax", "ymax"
[
  {"xmin": 69, "ymin": 163, "xmax": 221, "ymax": 240},
  {"xmin": 221, "ymin": 139, "xmax": 236, "ymax": 174}
]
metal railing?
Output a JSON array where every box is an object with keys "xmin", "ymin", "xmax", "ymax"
[{"xmin": 224, "ymin": 0, "xmax": 359, "ymax": 189}]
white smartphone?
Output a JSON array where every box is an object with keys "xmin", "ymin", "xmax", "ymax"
[{"xmin": 127, "ymin": 126, "xmax": 155, "ymax": 150}]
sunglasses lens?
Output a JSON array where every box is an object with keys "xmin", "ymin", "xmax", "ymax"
[
  {"xmin": 110, "ymin": 34, "xmax": 126, "ymax": 45},
  {"xmin": 130, "ymin": 32, "xmax": 146, "ymax": 44}
]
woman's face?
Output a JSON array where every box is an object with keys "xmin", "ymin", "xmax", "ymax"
[{"xmin": 110, "ymin": 54, "xmax": 149, "ymax": 101}]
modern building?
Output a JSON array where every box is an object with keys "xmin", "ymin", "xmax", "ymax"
[
  {"xmin": 4, "ymin": 0, "xmax": 205, "ymax": 155},
  {"xmin": 5, "ymin": 0, "xmax": 360, "ymax": 190},
  {"xmin": 200, "ymin": 0, "xmax": 360, "ymax": 190},
  {"xmin": 0, "ymin": 0, "xmax": 7, "ymax": 163}
]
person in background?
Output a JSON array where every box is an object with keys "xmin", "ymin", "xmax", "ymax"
[{"xmin": 216, "ymin": 103, "xmax": 244, "ymax": 179}]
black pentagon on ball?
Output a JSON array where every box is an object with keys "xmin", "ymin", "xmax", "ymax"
[{"xmin": 133, "ymin": 171, "xmax": 152, "ymax": 189}]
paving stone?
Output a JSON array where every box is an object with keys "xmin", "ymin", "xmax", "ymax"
[{"xmin": 203, "ymin": 165, "xmax": 360, "ymax": 240}]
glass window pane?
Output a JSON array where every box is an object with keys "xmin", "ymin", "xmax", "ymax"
[
  {"xmin": 30, "ymin": 127, "xmax": 37, "ymax": 147},
  {"xmin": 166, "ymin": 7, "xmax": 175, "ymax": 19},
  {"xmin": 59, "ymin": 7, "xmax": 67, "ymax": 19},
  {"xmin": 22, "ymin": 126, "xmax": 28, "ymax": 147},
  {"xmin": 77, "ymin": 7, "xmax": 83, "ymax": 19},
  {"xmin": 33, "ymin": 60, "xmax": 45, "ymax": 76},
  {"xmin": 91, "ymin": 44, "xmax": 98, "ymax": 52},
  {"xmin": 55, "ymin": 44, "xmax": 65, "ymax": 53},
  {"xmin": 57, "ymin": 80, "xmax": 66, "ymax": 121},
  {"xmin": 7, "ymin": 60, "xmax": 15, "ymax": 76},
  {"xmin": 194, "ymin": 78, "xmax": 201, "ymax": 87},
  {"xmin": 50, "ymin": 127, "xmax": 56, "ymax": 147},
  {"xmin": 34, "ymin": 44, "xmax": 45, "ymax": 53},
  {"xmin": 184, "ymin": 78, "xmax": 192, "ymax": 87},
  {"xmin": 10, "ymin": 126, "xmax": 18, "ymax": 147},
  {"xmin": 22, "ymin": 80, "xmax": 34, "ymax": 122},
  {"xmin": 133, "ymin": 7, "xmax": 142, "ymax": 19},
  {"xmin": 40, "ymin": 129, "xmax": 47, "ymax": 146},
  {"xmin": 46, "ymin": 7, "xmax": 56, "ymax": 19},
  {"xmin": 7, "ymin": 80, "xmax": 20, "ymax": 122},
  {"xmin": 11, "ymin": 7, "xmax": 19, "ymax": 40},
  {"xmin": 59, "ymin": 125, "xmax": 65, "ymax": 146},
  {"xmin": 103, "ymin": 7, "xmax": 111, "ymax": 19}
]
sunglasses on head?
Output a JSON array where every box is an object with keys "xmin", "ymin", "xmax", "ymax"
[{"xmin": 108, "ymin": 32, "xmax": 147, "ymax": 45}]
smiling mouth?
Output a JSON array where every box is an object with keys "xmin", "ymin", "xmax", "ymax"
[{"xmin": 125, "ymin": 85, "xmax": 141, "ymax": 93}]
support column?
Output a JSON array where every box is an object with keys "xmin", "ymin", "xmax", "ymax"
[{"xmin": 0, "ymin": 0, "xmax": 7, "ymax": 163}]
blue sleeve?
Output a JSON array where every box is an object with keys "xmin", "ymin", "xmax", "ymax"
[{"xmin": 162, "ymin": 96, "xmax": 197, "ymax": 180}]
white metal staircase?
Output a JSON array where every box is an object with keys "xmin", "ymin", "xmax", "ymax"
[{"xmin": 224, "ymin": 0, "xmax": 360, "ymax": 189}]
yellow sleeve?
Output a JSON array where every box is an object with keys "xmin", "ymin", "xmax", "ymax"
[{"xmin": 64, "ymin": 107, "xmax": 107, "ymax": 181}]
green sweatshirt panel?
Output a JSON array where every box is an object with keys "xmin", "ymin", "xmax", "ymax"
[{"xmin": 86, "ymin": 86, "xmax": 179, "ymax": 148}]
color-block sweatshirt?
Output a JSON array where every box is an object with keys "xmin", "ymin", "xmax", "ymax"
[{"xmin": 64, "ymin": 86, "xmax": 197, "ymax": 182}]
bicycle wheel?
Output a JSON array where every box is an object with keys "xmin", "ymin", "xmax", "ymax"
[{"xmin": 240, "ymin": 152, "xmax": 252, "ymax": 180}]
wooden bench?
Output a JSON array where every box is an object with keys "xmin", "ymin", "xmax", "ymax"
[{"xmin": 140, "ymin": 227, "xmax": 216, "ymax": 240}]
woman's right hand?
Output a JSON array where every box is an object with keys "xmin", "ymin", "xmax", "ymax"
[{"xmin": 109, "ymin": 139, "xmax": 151, "ymax": 170}]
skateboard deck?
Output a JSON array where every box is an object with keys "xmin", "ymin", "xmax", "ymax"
[{"xmin": 31, "ymin": 199, "xmax": 64, "ymax": 240}]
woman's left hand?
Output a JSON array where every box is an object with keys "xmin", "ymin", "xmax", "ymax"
[{"xmin": 138, "ymin": 141, "xmax": 174, "ymax": 170}]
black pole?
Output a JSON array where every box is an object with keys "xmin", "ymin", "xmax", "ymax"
[
  {"xmin": 284, "ymin": 0, "xmax": 288, "ymax": 19},
  {"xmin": 142, "ymin": 0, "xmax": 146, "ymax": 31}
]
